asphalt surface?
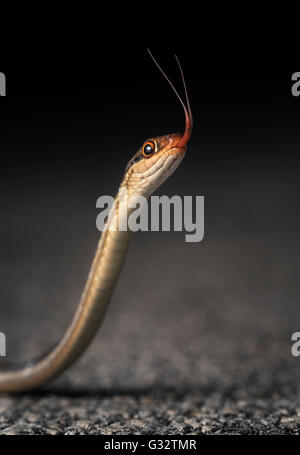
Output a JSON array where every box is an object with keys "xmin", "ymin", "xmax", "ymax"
[{"xmin": 0, "ymin": 157, "xmax": 300, "ymax": 435}]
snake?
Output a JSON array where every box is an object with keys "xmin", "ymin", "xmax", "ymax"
[{"xmin": 0, "ymin": 50, "xmax": 193, "ymax": 392}]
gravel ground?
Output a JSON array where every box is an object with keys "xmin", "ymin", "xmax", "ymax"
[{"xmin": 0, "ymin": 161, "xmax": 300, "ymax": 435}]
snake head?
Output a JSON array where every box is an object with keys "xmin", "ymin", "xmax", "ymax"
[
  {"xmin": 123, "ymin": 132, "xmax": 188, "ymax": 197},
  {"xmin": 122, "ymin": 51, "xmax": 192, "ymax": 198}
]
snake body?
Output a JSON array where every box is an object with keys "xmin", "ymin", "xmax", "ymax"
[
  {"xmin": 0, "ymin": 197, "xmax": 132, "ymax": 392},
  {"xmin": 0, "ymin": 51, "xmax": 193, "ymax": 392}
]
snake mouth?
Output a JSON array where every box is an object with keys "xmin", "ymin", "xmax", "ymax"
[
  {"xmin": 168, "ymin": 144, "xmax": 187, "ymax": 158},
  {"xmin": 163, "ymin": 134, "xmax": 187, "ymax": 157},
  {"xmin": 174, "ymin": 146, "xmax": 186, "ymax": 155}
]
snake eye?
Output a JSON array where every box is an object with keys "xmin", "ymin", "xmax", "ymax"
[{"xmin": 143, "ymin": 141, "xmax": 155, "ymax": 158}]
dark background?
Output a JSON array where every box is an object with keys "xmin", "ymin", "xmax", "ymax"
[{"xmin": 0, "ymin": 24, "xmax": 300, "ymax": 434}]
